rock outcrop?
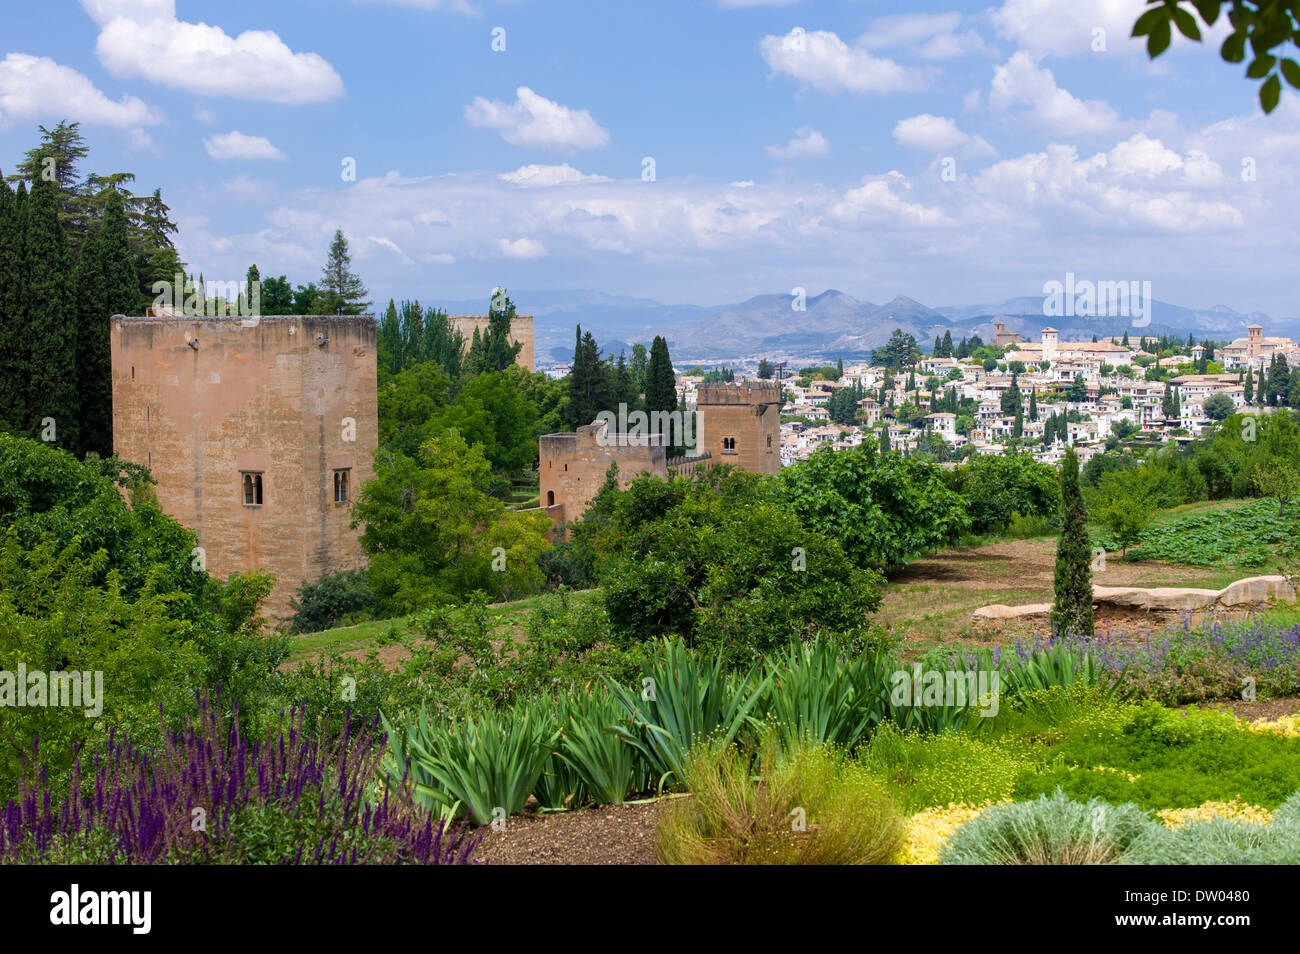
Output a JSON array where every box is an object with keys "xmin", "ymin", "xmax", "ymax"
[{"xmin": 972, "ymin": 575, "xmax": 1295, "ymax": 621}]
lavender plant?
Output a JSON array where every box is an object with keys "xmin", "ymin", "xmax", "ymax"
[{"xmin": 0, "ymin": 693, "xmax": 480, "ymax": 865}]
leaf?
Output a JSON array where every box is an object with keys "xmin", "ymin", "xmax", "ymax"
[
  {"xmin": 1221, "ymin": 31, "xmax": 1247, "ymax": 63},
  {"xmin": 1132, "ymin": 6, "xmax": 1168, "ymax": 38},
  {"xmin": 1246, "ymin": 54, "xmax": 1277, "ymax": 78},
  {"xmin": 1170, "ymin": 6, "xmax": 1202, "ymax": 41},
  {"xmin": 1148, "ymin": 20, "xmax": 1173, "ymax": 57},
  {"xmin": 1261, "ymin": 72, "xmax": 1282, "ymax": 112},
  {"xmin": 1281, "ymin": 58, "xmax": 1300, "ymax": 89},
  {"xmin": 1190, "ymin": 0, "xmax": 1220, "ymax": 24}
]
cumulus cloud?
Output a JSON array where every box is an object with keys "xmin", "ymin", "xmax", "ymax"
[
  {"xmin": 499, "ymin": 163, "xmax": 609, "ymax": 186},
  {"xmin": 498, "ymin": 237, "xmax": 548, "ymax": 258},
  {"xmin": 859, "ymin": 12, "xmax": 992, "ymax": 60},
  {"xmin": 203, "ymin": 130, "xmax": 287, "ymax": 161},
  {"xmin": 0, "ymin": 53, "xmax": 163, "ymax": 128},
  {"xmin": 990, "ymin": 52, "xmax": 1123, "ymax": 136},
  {"xmin": 760, "ymin": 28, "xmax": 919, "ymax": 94},
  {"xmin": 81, "ymin": 0, "xmax": 344, "ymax": 104},
  {"xmin": 765, "ymin": 127, "xmax": 829, "ymax": 159},
  {"xmin": 990, "ymin": 0, "xmax": 1230, "ymax": 57},
  {"xmin": 893, "ymin": 114, "xmax": 995, "ymax": 156},
  {"xmin": 465, "ymin": 86, "xmax": 610, "ymax": 150}
]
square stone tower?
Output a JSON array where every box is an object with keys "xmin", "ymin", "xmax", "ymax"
[
  {"xmin": 539, "ymin": 420, "xmax": 666, "ymax": 527},
  {"xmin": 110, "ymin": 314, "xmax": 378, "ymax": 620},
  {"xmin": 696, "ymin": 382, "xmax": 782, "ymax": 475}
]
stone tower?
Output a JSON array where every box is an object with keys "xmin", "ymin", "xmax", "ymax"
[
  {"xmin": 110, "ymin": 314, "xmax": 378, "ymax": 620},
  {"xmin": 695, "ymin": 382, "xmax": 782, "ymax": 475}
]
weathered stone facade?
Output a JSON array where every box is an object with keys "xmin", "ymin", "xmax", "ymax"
[
  {"xmin": 539, "ymin": 381, "xmax": 781, "ymax": 527},
  {"xmin": 110, "ymin": 315, "xmax": 378, "ymax": 620},
  {"xmin": 695, "ymin": 382, "xmax": 782, "ymax": 476},
  {"xmin": 449, "ymin": 315, "xmax": 535, "ymax": 371},
  {"xmin": 539, "ymin": 421, "xmax": 666, "ymax": 526}
]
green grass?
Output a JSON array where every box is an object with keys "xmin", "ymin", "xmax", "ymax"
[
  {"xmin": 1099, "ymin": 497, "xmax": 1299, "ymax": 569},
  {"xmin": 283, "ymin": 589, "xmax": 600, "ymax": 666}
]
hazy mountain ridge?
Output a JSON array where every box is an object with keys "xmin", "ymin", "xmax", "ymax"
[{"xmin": 425, "ymin": 288, "xmax": 1299, "ymax": 364}]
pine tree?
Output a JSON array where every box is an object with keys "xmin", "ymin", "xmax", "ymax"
[
  {"xmin": 22, "ymin": 165, "xmax": 79, "ymax": 448},
  {"xmin": 942, "ymin": 330, "xmax": 954, "ymax": 357},
  {"xmin": 1051, "ymin": 448, "xmax": 1094, "ymax": 640},
  {"xmin": 319, "ymin": 229, "xmax": 369, "ymax": 315},
  {"xmin": 481, "ymin": 288, "xmax": 523, "ymax": 372},
  {"xmin": 0, "ymin": 180, "xmax": 26, "ymax": 431},
  {"xmin": 465, "ymin": 326, "xmax": 485, "ymax": 376}
]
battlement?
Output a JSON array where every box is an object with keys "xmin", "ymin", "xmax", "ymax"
[
  {"xmin": 696, "ymin": 382, "xmax": 782, "ymax": 406},
  {"xmin": 448, "ymin": 314, "xmax": 535, "ymax": 371}
]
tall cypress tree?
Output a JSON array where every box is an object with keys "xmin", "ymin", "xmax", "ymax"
[
  {"xmin": 1244, "ymin": 367, "xmax": 1254, "ymax": 404},
  {"xmin": 23, "ymin": 166, "xmax": 78, "ymax": 448},
  {"xmin": 645, "ymin": 335, "xmax": 678, "ymax": 450},
  {"xmin": 0, "ymin": 180, "xmax": 27, "ymax": 432},
  {"xmin": 74, "ymin": 188, "xmax": 135, "ymax": 456},
  {"xmin": 1051, "ymin": 448, "xmax": 1094, "ymax": 640}
]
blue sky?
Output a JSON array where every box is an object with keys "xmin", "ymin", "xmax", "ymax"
[{"xmin": 2, "ymin": 0, "xmax": 1298, "ymax": 317}]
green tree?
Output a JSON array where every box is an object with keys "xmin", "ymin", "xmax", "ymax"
[
  {"xmin": 21, "ymin": 165, "xmax": 78, "ymax": 448},
  {"xmin": 757, "ymin": 358, "xmax": 774, "ymax": 379},
  {"xmin": 0, "ymin": 181, "xmax": 28, "ymax": 432},
  {"xmin": 780, "ymin": 440, "xmax": 970, "ymax": 570},
  {"xmin": 1051, "ymin": 449, "xmax": 1094, "ymax": 640},
  {"xmin": 1252, "ymin": 459, "xmax": 1300, "ymax": 516},
  {"xmin": 645, "ymin": 334, "xmax": 679, "ymax": 448},
  {"xmin": 1204, "ymin": 392, "xmax": 1235, "ymax": 420},
  {"xmin": 318, "ymin": 229, "xmax": 369, "ymax": 315},
  {"xmin": 436, "ymin": 370, "xmax": 539, "ymax": 474},
  {"xmin": 481, "ymin": 288, "xmax": 524, "ymax": 372},
  {"xmin": 353, "ymin": 430, "xmax": 551, "ymax": 614},
  {"xmin": 872, "ymin": 329, "xmax": 920, "ymax": 369},
  {"xmin": 1096, "ymin": 491, "xmax": 1154, "ymax": 558}
]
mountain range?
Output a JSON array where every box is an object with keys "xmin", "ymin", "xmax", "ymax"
[{"xmin": 421, "ymin": 289, "xmax": 1298, "ymax": 366}]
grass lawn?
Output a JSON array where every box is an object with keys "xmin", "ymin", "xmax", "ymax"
[{"xmin": 283, "ymin": 589, "xmax": 599, "ymax": 667}]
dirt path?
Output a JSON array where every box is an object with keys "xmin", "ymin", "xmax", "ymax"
[
  {"xmin": 877, "ymin": 537, "xmax": 1263, "ymax": 649},
  {"xmin": 474, "ymin": 799, "xmax": 667, "ymax": 865}
]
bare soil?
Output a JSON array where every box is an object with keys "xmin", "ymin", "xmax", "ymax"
[{"xmin": 474, "ymin": 799, "xmax": 668, "ymax": 865}]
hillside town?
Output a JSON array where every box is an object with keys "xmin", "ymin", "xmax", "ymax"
[{"xmin": 669, "ymin": 324, "xmax": 1300, "ymax": 469}]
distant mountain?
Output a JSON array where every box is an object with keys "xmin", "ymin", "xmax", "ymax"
[{"xmin": 421, "ymin": 288, "xmax": 1300, "ymax": 364}]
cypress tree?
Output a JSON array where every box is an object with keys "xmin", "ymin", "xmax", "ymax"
[
  {"xmin": 1244, "ymin": 367, "xmax": 1254, "ymax": 404},
  {"xmin": 942, "ymin": 330, "xmax": 953, "ymax": 357},
  {"xmin": 645, "ymin": 335, "xmax": 677, "ymax": 449},
  {"xmin": 879, "ymin": 424, "xmax": 890, "ymax": 453},
  {"xmin": 1051, "ymin": 448, "xmax": 1094, "ymax": 640},
  {"xmin": 1028, "ymin": 387, "xmax": 1038, "ymax": 422},
  {"xmin": 73, "ymin": 220, "xmax": 106, "ymax": 454},
  {"xmin": 23, "ymin": 167, "xmax": 79, "ymax": 449},
  {"xmin": 0, "ymin": 180, "xmax": 27, "ymax": 432}
]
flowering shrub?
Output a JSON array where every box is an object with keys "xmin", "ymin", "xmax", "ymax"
[{"xmin": 0, "ymin": 694, "xmax": 480, "ymax": 865}]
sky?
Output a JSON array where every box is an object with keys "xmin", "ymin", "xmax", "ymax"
[{"xmin": 2, "ymin": 0, "xmax": 1299, "ymax": 317}]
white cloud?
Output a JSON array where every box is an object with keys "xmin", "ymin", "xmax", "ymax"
[
  {"xmin": 765, "ymin": 127, "xmax": 829, "ymax": 159},
  {"xmin": 82, "ymin": 0, "xmax": 344, "ymax": 104},
  {"xmin": 498, "ymin": 237, "xmax": 548, "ymax": 258},
  {"xmin": 990, "ymin": 52, "xmax": 1123, "ymax": 136},
  {"xmin": 193, "ymin": 106, "xmax": 219, "ymax": 125},
  {"xmin": 760, "ymin": 28, "xmax": 919, "ymax": 94},
  {"xmin": 0, "ymin": 53, "xmax": 163, "ymax": 129},
  {"xmin": 893, "ymin": 114, "xmax": 995, "ymax": 156},
  {"xmin": 204, "ymin": 130, "xmax": 287, "ymax": 161},
  {"xmin": 730, "ymin": 180, "xmax": 755, "ymax": 187},
  {"xmin": 859, "ymin": 12, "xmax": 992, "ymax": 60},
  {"xmin": 831, "ymin": 172, "xmax": 951, "ymax": 227},
  {"xmin": 352, "ymin": 0, "xmax": 477, "ymax": 14},
  {"xmin": 991, "ymin": 0, "xmax": 1230, "ymax": 57},
  {"xmin": 367, "ymin": 235, "xmax": 415, "ymax": 265},
  {"xmin": 465, "ymin": 86, "xmax": 610, "ymax": 150},
  {"xmin": 499, "ymin": 163, "xmax": 609, "ymax": 186}
]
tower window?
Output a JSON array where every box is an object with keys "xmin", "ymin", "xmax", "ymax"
[
  {"xmin": 242, "ymin": 472, "xmax": 264, "ymax": 506},
  {"xmin": 723, "ymin": 437, "xmax": 737, "ymax": 451},
  {"xmin": 333, "ymin": 469, "xmax": 351, "ymax": 505}
]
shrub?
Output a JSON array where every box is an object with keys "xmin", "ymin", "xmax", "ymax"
[
  {"xmin": 1125, "ymin": 790, "xmax": 1300, "ymax": 864},
  {"xmin": 859, "ymin": 723, "xmax": 1035, "ymax": 813},
  {"xmin": 1012, "ymin": 703, "xmax": 1300, "ymax": 810},
  {"xmin": 287, "ymin": 568, "xmax": 375, "ymax": 634},
  {"xmin": 940, "ymin": 789, "xmax": 1154, "ymax": 865},
  {"xmin": 1, "ymin": 696, "xmax": 480, "ymax": 865},
  {"xmin": 384, "ymin": 700, "xmax": 557, "ymax": 824},
  {"xmin": 656, "ymin": 735, "xmax": 904, "ymax": 865}
]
